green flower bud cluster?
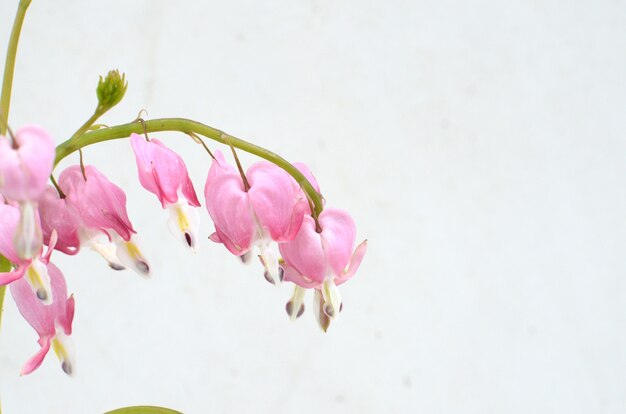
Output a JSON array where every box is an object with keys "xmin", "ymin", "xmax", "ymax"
[{"xmin": 96, "ymin": 70, "xmax": 127, "ymax": 112}]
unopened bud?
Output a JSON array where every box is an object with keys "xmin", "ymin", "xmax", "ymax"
[{"xmin": 96, "ymin": 70, "xmax": 128, "ymax": 112}]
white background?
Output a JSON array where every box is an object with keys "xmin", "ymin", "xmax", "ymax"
[{"xmin": 1, "ymin": 0, "xmax": 625, "ymax": 413}]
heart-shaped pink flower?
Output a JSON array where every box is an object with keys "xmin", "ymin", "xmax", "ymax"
[
  {"xmin": 58, "ymin": 165, "xmax": 150, "ymax": 277},
  {"xmin": 279, "ymin": 208, "xmax": 366, "ymax": 328},
  {"xmin": 11, "ymin": 261, "xmax": 75, "ymax": 376},
  {"xmin": 130, "ymin": 133, "xmax": 201, "ymax": 250},
  {"xmin": 204, "ymin": 150, "xmax": 307, "ymax": 284}
]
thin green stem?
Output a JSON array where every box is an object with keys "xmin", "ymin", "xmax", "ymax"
[
  {"xmin": 49, "ymin": 174, "xmax": 65, "ymax": 198},
  {"xmin": 0, "ymin": 255, "xmax": 10, "ymax": 334},
  {"xmin": 69, "ymin": 108, "xmax": 107, "ymax": 181},
  {"xmin": 227, "ymin": 139, "xmax": 251, "ymax": 191},
  {"xmin": 0, "ymin": 0, "xmax": 32, "ymax": 135},
  {"xmin": 54, "ymin": 118, "xmax": 324, "ymax": 216},
  {"xmin": 186, "ymin": 132, "xmax": 215, "ymax": 160},
  {"xmin": 70, "ymin": 109, "xmax": 103, "ymax": 141}
]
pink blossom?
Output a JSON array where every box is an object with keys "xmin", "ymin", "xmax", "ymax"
[
  {"xmin": 279, "ymin": 208, "xmax": 367, "ymax": 328},
  {"xmin": 60, "ymin": 165, "xmax": 134, "ymax": 240},
  {"xmin": 204, "ymin": 151, "xmax": 307, "ymax": 284},
  {"xmin": 0, "ymin": 126, "xmax": 55, "ymax": 260},
  {"xmin": 130, "ymin": 133, "xmax": 201, "ymax": 250},
  {"xmin": 58, "ymin": 165, "xmax": 150, "ymax": 277},
  {"xmin": 0, "ymin": 125, "xmax": 55, "ymax": 202},
  {"xmin": 0, "ymin": 203, "xmax": 57, "ymax": 304},
  {"xmin": 38, "ymin": 186, "xmax": 81, "ymax": 255},
  {"xmin": 10, "ymin": 261, "xmax": 75, "ymax": 376}
]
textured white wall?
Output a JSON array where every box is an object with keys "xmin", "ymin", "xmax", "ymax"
[{"xmin": 1, "ymin": 0, "xmax": 625, "ymax": 413}]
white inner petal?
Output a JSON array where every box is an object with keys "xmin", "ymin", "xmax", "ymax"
[
  {"xmin": 250, "ymin": 209, "xmax": 281, "ymax": 285},
  {"xmin": 257, "ymin": 239, "xmax": 280, "ymax": 285},
  {"xmin": 14, "ymin": 201, "xmax": 43, "ymax": 260},
  {"xmin": 114, "ymin": 236, "xmax": 150, "ymax": 278},
  {"xmin": 79, "ymin": 228, "xmax": 125, "ymax": 270},
  {"xmin": 166, "ymin": 201, "xmax": 199, "ymax": 252},
  {"xmin": 321, "ymin": 279, "xmax": 342, "ymax": 320},
  {"xmin": 289, "ymin": 285, "xmax": 307, "ymax": 321},
  {"xmin": 51, "ymin": 331, "xmax": 75, "ymax": 377},
  {"xmin": 26, "ymin": 258, "xmax": 52, "ymax": 305}
]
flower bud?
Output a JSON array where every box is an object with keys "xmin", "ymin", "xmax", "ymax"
[{"xmin": 96, "ymin": 70, "xmax": 127, "ymax": 111}]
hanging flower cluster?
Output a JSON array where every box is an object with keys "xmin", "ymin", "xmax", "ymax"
[{"xmin": 0, "ymin": 119, "xmax": 367, "ymax": 376}]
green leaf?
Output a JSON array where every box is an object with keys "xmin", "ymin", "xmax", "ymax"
[{"xmin": 104, "ymin": 406, "xmax": 183, "ymax": 414}]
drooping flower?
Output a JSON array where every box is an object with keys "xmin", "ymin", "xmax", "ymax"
[
  {"xmin": 38, "ymin": 186, "xmax": 81, "ymax": 255},
  {"xmin": 204, "ymin": 151, "xmax": 307, "ymax": 284},
  {"xmin": 0, "ymin": 125, "xmax": 55, "ymax": 202},
  {"xmin": 279, "ymin": 208, "xmax": 367, "ymax": 330},
  {"xmin": 10, "ymin": 261, "xmax": 75, "ymax": 376},
  {"xmin": 59, "ymin": 165, "xmax": 150, "ymax": 277},
  {"xmin": 0, "ymin": 125, "xmax": 55, "ymax": 259},
  {"xmin": 130, "ymin": 133, "xmax": 201, "ymax": 250},
  {"xmin": 0, "ymin": 203, "xmax": 56, "ymax": 304}
]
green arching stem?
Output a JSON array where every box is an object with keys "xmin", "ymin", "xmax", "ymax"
[
  {"xmin": 54, "ymin": 118, "xmax": 325, "ymax": 217},
  {"xmin": 70, "ymin": 109, "xmax": 105, "ymax": 141},
  {"xmin": 0, "ymin": 0, "xmax": 31, "ymax": 135}
]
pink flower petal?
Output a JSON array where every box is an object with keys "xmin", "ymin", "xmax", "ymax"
[
  {"xmin": 247, "ymin": 162, "xmax": 305, "ymax": 242},
  {"xmin": 131, "ymin": 134, "xmax": 200, "ymax": 208},
  {"xmin": 20, "ymin": 336, "xmax": 52, "ymax": 375},
  {"xmin": 204, "ymin": 151, "xmax": 254, "ymax": 255},
  {"xmin": 60, "ymin": 165, "xmax": 136, "ymax": 241},
  {"xmin": 10, "ymin": 262, "xmax": 70, "ymax": 338},
  {"xmin": 0, "ymin": 267, "xmax": 26, "ymax": 285},
  {"xmin": 208, "ymin": 232, "xmax": 221, "ymax": 243},
  {"xmin": 282, "ymin": 261, "xmax": 318, "ymax": 289},
  {"xmin": 293, "ymin": 162, "xmax": 321, "ymax": 193},
  {"xmin": 0, "ymin": 202, "xmax": 20, "ymax": 262},
  {"xmin": 278, "ymin": 215, "xmax": 327, "ymax": 284},
  {"xmin": 0, "ymin": 125, "xmax": 55, "ymax": 201},
  {"xmin": 61, "ymin": 294, "xmax": 75, "ymax": 335},
  {"xmin": 38, "ymin": 186, "xmax": 81, "ymax": 255},
  {"xmin": 319, "ymin": 209, "xmax": 356, "ymax": 277},
  {"xmin": 335, "ymin": 239, "xmax": 367, "ymax": 286}
]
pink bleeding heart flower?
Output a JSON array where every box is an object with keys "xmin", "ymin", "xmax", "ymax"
[
  {"xmin": 279, "ymin": 208, "xmax": 367, "ymax": 330},
  {"xmin": 204, "ymin": 150, "xmax": 307, "ymax": 285},
  {"xmin": 130, "ymin": 133, "xmax": 201, "ymax": 251},
  {"xmin": 38, "ymin": 186, "xmax": 81, "ymax": 255},
  {"xmin": 0, "ymin": 125, "xmax": 55, "ymax": 260},
  {"xmin": 59, "ymin": 165, "xmax": 150, "ymax": 277},
  {"xmin": 0, "ymin": 125, "xmax": 55, "ymax": 201},
  {"xmin": 11, "ymin": 261, "xmax": 75, "ymax": 376},
  {"xmin": 0, "ymin": 202, "xmax": 57, "ymax": 304}
]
